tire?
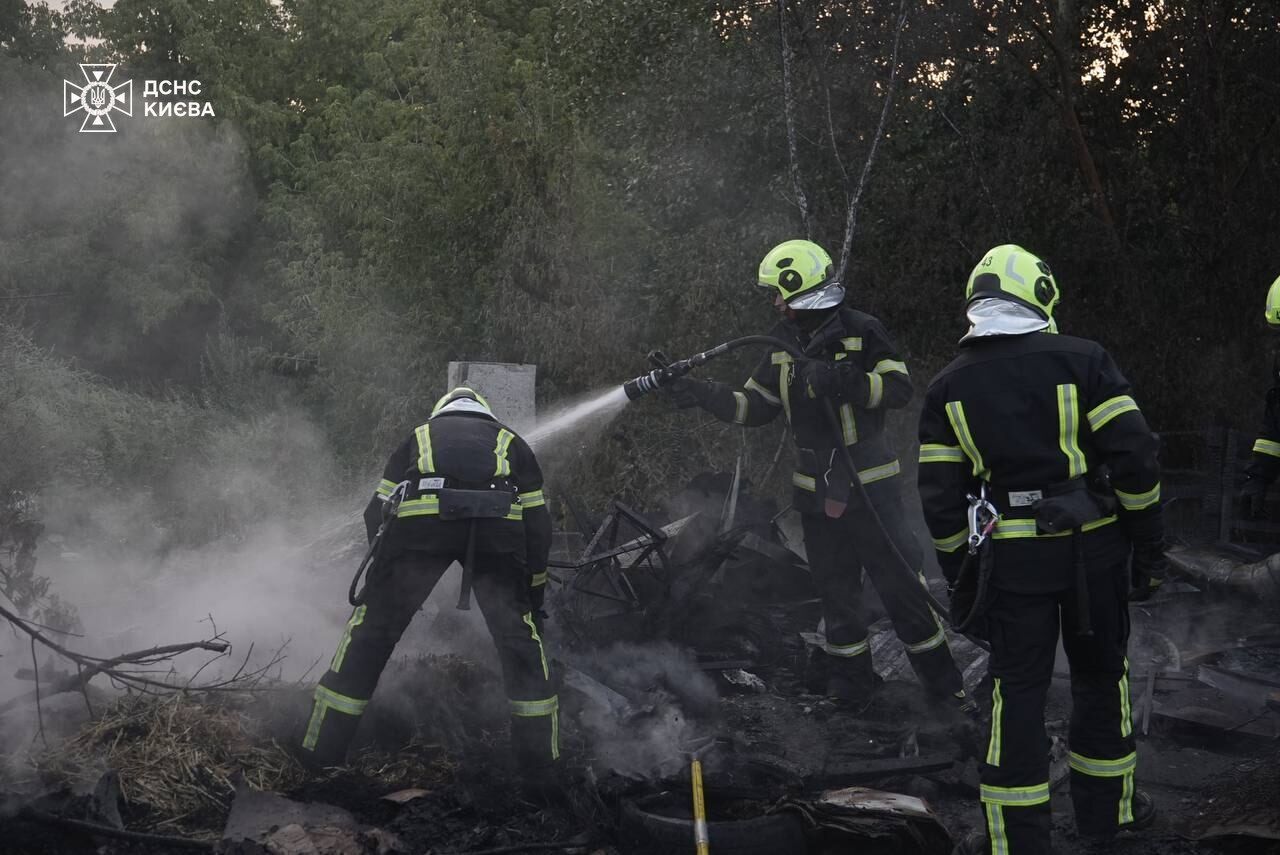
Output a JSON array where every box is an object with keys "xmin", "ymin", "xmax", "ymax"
[{"xmin": 618, "ymin": 790, "xmax": 808, "ymax": 855}]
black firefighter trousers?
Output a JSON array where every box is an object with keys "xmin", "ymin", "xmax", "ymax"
[
  {"xmin": 980, "ymin": 559, "xmax": 1136, "ymax": 854},
  {"xmin": 301, "ymin": 548, "xmax": 558, "ymax": 769},
  {"xmin": 801, "ymin": 476, "xmax": 963, "ymax": 697}
]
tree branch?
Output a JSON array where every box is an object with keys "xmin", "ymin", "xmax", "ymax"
[{"xmin": 836, "ymin": 0, "xmax": 910, "ymax": 284}]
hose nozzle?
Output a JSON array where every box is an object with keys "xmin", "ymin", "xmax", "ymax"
[
  {"xmin": 622, "ymin": 358, "xmax": 694, "ymax": 401},
  {"xmin": 621, "ymin": 342, "xmax": 736, "ymax": 401}
]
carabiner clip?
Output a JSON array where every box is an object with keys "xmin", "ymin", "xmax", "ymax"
[
  {"xmin": 965, "ymin": 489, "xmax": 999, "ymax": 554},
  {"xmin": 382, "ymin": 479, "xmax": 410, "ymax": 521}
]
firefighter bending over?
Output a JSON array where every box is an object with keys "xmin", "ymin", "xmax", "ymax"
[
  {"xmin": 919, "ymin": 245, "xmax": 1164, "ymax": 854},
  {"xmin": 300, "ymin": 387, "xmax": 558, "ymax": 787},
  {"xmin": 668, "ymin": 239, "xmax": 967, "ymax": 709}
]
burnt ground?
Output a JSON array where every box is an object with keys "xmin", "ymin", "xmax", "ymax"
[
  {"xmin": 4, "ymin": 586, "xmax": 1280, "ymax": 854},
  {"xmin": 3, "ymin": 636, "xmax": 1280, "ymax": 855}
]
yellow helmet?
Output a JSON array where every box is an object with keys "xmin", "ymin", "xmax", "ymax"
[
  {"xmin": 431, "ymin": 386, "xmax": 494, "ymax": 419},
  {"xmin": 1265, "ymin": 275, "xmax": 1280, "ymax": 327},
  {"xmin": 965, "ymin": 244, "xmax": 1060, "ymax": 321},
  {"xmin": 757, "ymin": 239, "xmax": 844, "ymax": 310}
]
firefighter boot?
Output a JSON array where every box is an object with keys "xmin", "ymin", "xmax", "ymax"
[
  {"xmin": 825, "ymin": 653, "xmax": 881, "ymax": 704},
  {"xmin": 1080, "ymin": 789, "xmax": 1157, "ymax": 841}
]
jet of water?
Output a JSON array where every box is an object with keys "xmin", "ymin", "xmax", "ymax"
[{"xmin": 525, "ymin": 385, "xmax": 631, "ymax": 450}]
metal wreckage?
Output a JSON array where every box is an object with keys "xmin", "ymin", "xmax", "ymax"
[{"xmin": 5, "ymin": 407, "xmax": 1280, "ymax": 852}]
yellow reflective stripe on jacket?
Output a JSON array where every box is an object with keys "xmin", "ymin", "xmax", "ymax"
[
  {"xmin": 987, "ymin": 677, "xmax": 1004, "ymax": 766},
  {"xmin": 933, "ymin": 527, "xmax": 968, "ymax": 553},
  {"xmin": 415, "ymin": 423, "xmax": 435, "ymax": 473},
  {"xmin": 773, "ymin": 352, "xmax": 794, "ymax": 423},
  {"xmin": 1069, "ymin": 751, "xmax": 1137, "ymax": 777},
  {"xmin": 376, "ymin": 478, "xmax": 398, "ymax": 497},
  {"xmin": 792, "ymin": 461, "xmax": 899, "ymax": 491},
  {"xmin": 518, "ymin": 489, "xmax": 545, "ymax": 508},
  {"xmin": 732, "ymin": 391, "xmax": 749, "ymax": 425},
  {"xmin": 509, "ymin": 695, "xmax": 559, "ymax": 717},
  {"xmin": 398, "ymin": 497, "xmax": 523, "ymax": 520},
  {"xmin": 531, "ymin": 571, "xmax": 548, "ymax": 587},
  {"xmin": 992, "ymin": 515, "xmax": 1117, "ymax": 539},
  {"xmin": 919, "ymin": 443, "xmax": 966, "ymax": 465},
  {"xmin": 330, "ymin": 605, "xmax": 367, "ymax": 673},
  {"xmin": 841, "ymin": 337, "xmax": 863, "ymax": 351},
  {"xmin": 1115, "ymin": 483, "xmax": 1160, "ymax": 511},
  {"xmin": 945, "ymin": 401, "xmax": 988, "ymax": 479},
  {"xmin": 745, "ymin": 377, "xmax": 781, "ymax": 407},
  {"xmin": 1087, "ymin": 395, "xmax": 1139, "ymax": 431},
  {"xmin": 398, "ymin": 496, "xmax": 440, "ymax": 517},
  {"xmin": 859, "ymin": 459, "xmax": 900, "ymax": 484},
  {"xmin": 1057, "ymin": 384, "xmax": 1087, "ymax": 478},
  {"xmin": 866, "ymin": 373, "xmax": 884, "ymax": 409},
  {"xmin": 825, "ymin": 638, "xmax": 869, "ymax": 657},
  {"xmin": 872, "ymin": 359, "xmax": 908, "ymax": 376},
  {"xmin": 493, "ymin": 428, "xmax": 515, "ymax": 477},
  {"xmin": 839, "ymin": 403, "xmax": 858, "ymax": 444},
  {"xmin": 1254, "ymin": 438, "xmax": 1280, "ymax": 458},
  {"xmin": 980, "ymin": 783, "xmax": 1051, "ymax": 806}
]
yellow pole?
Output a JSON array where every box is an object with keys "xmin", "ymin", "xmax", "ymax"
[{"xmin": 691, "ymin": 758, "xmax": 710, "ymax": 854}]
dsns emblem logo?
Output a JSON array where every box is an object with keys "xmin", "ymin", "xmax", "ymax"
[{"xmin": 63, "ymin": 64, "xmax": 133, "ymax": 133}]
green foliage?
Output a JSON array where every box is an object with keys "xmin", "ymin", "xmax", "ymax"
[{"xmin": 1, "ymin": 0, "xmax": 1278, "ymax": 539}]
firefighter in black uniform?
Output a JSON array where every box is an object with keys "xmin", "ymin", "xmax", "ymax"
[
  {"xmin": 670, "ymin": 238, "xmax": 966, "ymax": 706},
  {"xmin": 1238, "ymin": 275, "xmax": 1280, "ymax": 517},
  {"xmin": 919, "ymin": 245, "xmax": 1163, "ymax": 854},
  {"xmin": 300, "ymin": 387, "xmax": 558, "ymax": 780}
]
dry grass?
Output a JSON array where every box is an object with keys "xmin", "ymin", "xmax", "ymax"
[{"xmin": 32, "ymin": 692, "xmax": 306, "ymax": 835}]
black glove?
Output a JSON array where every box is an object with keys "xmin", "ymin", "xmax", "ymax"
[
  {"xmin": 664, "ymin": 376, "xmax": 713, "ymax": 409},
  {"xmin": 1239, "ymin": 474, "xmax": 1269, "ymax": 520},
  {"xmin": 800, "ymin": 360, "xmax": 844, "ymax": 400},
  {"xmin": 1129, "ymin": 541, "xmax": 1167, "ymax": 602}
]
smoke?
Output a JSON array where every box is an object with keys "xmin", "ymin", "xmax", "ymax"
[
  {"xmin": 563, "ymin": 641, "xmax": 719, "ymax": 779},
  {"xmin": 0, "ymin": 60, "xmax": 255, "ymax": 383}
]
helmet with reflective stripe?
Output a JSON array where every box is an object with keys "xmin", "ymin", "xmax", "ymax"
[
  {"xmin": 757, "ymin": 239, "xmax": 845, "ymax": 310},
  {"xmin": 431, "ymin": 386, "xmax": 495, "ymax": 419},
  {"xmin": 1266, "ymin": 275, "xmax": 1280, "ymax": 327},
  {"xmin": 965, "ymin": 244, "xmax": 1060, "ymax": 322}
]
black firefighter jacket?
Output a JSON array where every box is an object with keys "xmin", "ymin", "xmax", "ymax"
[
  {"xmin": 917, "ymin": 331, "xmax": 1162, "ymax": 593},
  {"xmin": 697, "ymin": 306, "xmax": 910, "ymax": 515},
  {"xmin": 362, "ymin": 411, "xmax": 552, "ymax": 577}
]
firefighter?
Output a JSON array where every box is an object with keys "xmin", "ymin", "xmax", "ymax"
[
  {"xmin": 919, "ymin": 245, "xmax": 1163, "ymax": 854},
  {"xmin": 668, "ymin": 238, "xmax": 967, "ymax": 708},
  {"xmin": 1238, "ymin": 275, "xmax": 1280, "ymax": 518},
  {"xmin": 300, "ymin": 387, "xmax": 558, "ymax": 787}
]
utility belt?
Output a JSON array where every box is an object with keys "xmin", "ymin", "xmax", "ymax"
[
  {"xmin": 401, "ymin": 475, "xmax": 520, "ymax": 521},
  {"xmin": 951, "ymin": 470, "xmax": 1118, "ymax": 638},
  {"xmin": 987, "ymin": 472, "xmax": 1118, "ymax": 532}
]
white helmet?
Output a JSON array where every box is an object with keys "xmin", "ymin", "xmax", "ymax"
[{"xmin": 430, "ymin": 386, "xmax": 495, "ymax": 419}]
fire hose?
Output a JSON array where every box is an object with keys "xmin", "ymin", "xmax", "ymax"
[{"xmin": 623, "ymin": 327, "xmax": 991, "ymax": 652}]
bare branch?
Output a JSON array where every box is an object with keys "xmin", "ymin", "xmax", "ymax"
[
  {"xmin": 778, "ymin": 0, "xmax": 812, "ymax": 237},
  {"xmin": 836, "ymin": 0, "xmax": 911, "ymax": 284}
]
